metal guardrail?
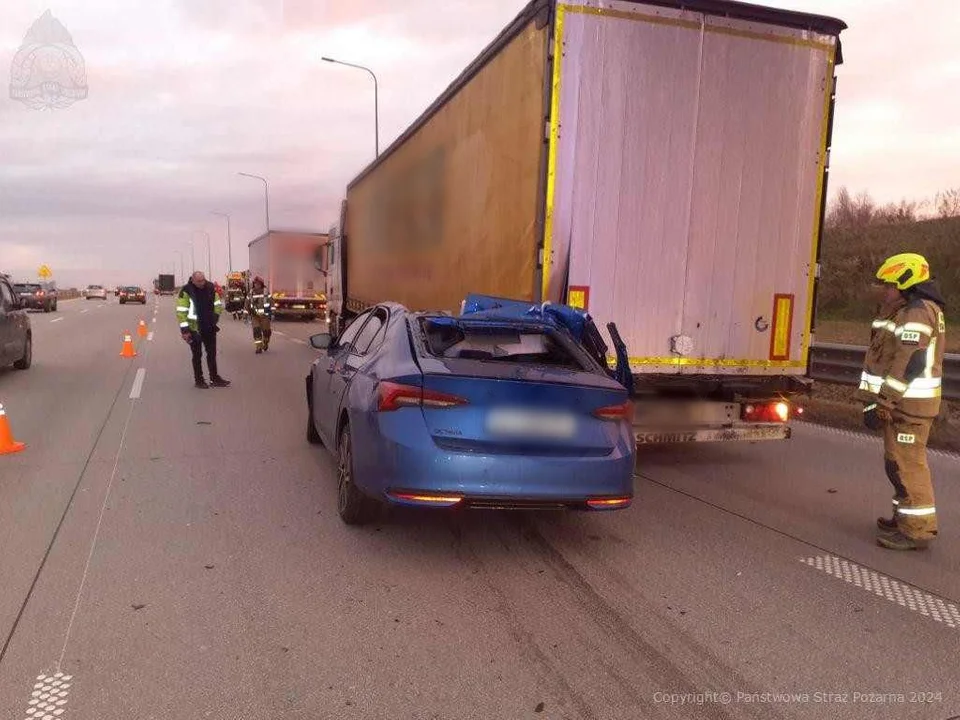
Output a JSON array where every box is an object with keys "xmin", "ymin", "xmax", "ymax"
[{"xmin": 810, "ymin": 343, "xmax": 960, "ymax": 401}]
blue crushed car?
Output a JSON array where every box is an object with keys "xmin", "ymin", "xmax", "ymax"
[{"xmin": 306, "ymin": 296, "xmax": 635, "ymax": 524}]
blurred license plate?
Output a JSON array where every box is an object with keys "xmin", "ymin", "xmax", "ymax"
[
  {"xmin": 487, "ymin": 409, "xmax": 576, "ymax": 438},
  {"xmin": 293, "ymin": 304, "xmax": 306, "ymax": 309}
]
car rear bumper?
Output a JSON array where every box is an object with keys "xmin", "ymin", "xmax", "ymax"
[{"xmin": 353, "ymin": 412, "xmax": 635, "ymax": 507}]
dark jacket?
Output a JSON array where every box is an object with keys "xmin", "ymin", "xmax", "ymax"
[{"xmin": 178, "ymin": 281, "xmax": 221, "ymax": 333}]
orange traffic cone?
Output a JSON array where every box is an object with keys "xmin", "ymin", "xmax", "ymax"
[
  {"xmin": 137, "ymin": 320, "xmax": 148, "ymax": 338},
  {"xmin": 120, "ymin": 332, "xmax": 137, "ymax": 358},
  {"xmin": 0, "ymin": 404, "xmax": 26, "ymax": 455}
]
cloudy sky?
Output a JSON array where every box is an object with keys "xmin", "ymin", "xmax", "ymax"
[{"xmin": 0, "ymin": 0, "xmax": 956, "ymax": 287}]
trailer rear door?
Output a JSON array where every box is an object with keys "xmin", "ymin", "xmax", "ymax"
[{"xmin": 545, "ymin": 1, "xmax": 839, "ymax": 376}]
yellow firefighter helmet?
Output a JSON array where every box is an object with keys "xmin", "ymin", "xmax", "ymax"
[{"xmin": 875, "ymin": 253, "xmax": 930, "ymax": 291}]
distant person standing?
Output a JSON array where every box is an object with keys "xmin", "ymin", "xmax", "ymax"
[
  {"xmin": 176, "ymin": 271, "xmax": 231, "ymax": 389},
  {"xmin": 859, "ymin": 253, "xmax": 946, "ymax": 551},
  {"xmin": 246, "ymin": 276, "xmax": 273, "ymax": 353}
]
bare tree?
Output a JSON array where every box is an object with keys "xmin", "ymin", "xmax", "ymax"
[
  {"xmin": 934, "ymin": 188, "xmax": 960, "ymax": 218},
  {"xmin": 875, "ymin": 199, "xmax": 919, "ymax": 224}
]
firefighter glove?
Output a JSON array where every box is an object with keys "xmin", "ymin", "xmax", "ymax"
[{"xmin": 863, "ymin": 403, "xmax": 891, "ymax": 431}]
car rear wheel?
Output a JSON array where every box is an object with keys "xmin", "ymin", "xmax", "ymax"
[
  {"xmin": 13, "ymin": 335, "xmax": 32, "ymax": 370},
  {"xmin": 337, "ymin": 424, "xmax": 375, "ymax": 525}
]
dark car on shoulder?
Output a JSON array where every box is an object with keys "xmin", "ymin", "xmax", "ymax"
[
  {"xmin": 0, "ymin": 274, "xmax": 32, "ymax": 370},
  {"xmin": 13, "ymin": 282, "xmax": 57, "ymax": 313}
]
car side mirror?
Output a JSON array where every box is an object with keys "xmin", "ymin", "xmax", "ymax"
[{"xmin": 310, "ymin": 333, "xmax": 333, "ymax": 350}]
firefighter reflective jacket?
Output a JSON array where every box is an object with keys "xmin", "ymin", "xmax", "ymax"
[
  {"xmin": 246, "ymin": 288, "xmax": 273, "ymax": 318},
  {"xmin": 176, "ymin": 282, "xmax": 223, "ymax": 333},
  {"xmin": 859, "ymin": 282, "xmax": 947, "ymax": 419}
]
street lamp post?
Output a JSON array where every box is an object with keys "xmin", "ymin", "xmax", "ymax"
[
  {"xmin": 192, "ymin": 231, "xmax": 211, "ymax": 278},
  {"xmin": 174, "ymin": 250, "xmax": 184, "ymax": 284},
  {"xmin": 321, "ymin": 57, "xmax": 379, "ymax": 158},
  {"xmin": 211, "ymin": 211, "xmax": 233, "ymax": 273},
  {"xmin": 238, "ymin": 172, "xmax": 270, "ymax": 234}
]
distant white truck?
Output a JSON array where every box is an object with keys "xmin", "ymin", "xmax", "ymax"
[
  {"xmin": 249, "ymin": 230, "xmax": 328, "ymax": 321},
  {"xmin": 321, "ymin": 0, "xmax": 846, "ymax": 444}
]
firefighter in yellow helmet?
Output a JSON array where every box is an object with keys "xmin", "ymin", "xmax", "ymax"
[
  {"xmin": 246, "ymin": 276, "xmax": 273, "ymax": 353},
  {"xmin": 858, "ymin": 253, "xmax": 946, "ymax": 550}
]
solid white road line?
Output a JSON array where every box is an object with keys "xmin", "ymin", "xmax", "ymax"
[{"xmin": 129, "ymin": 368, "xmax": 146, "ymax": 399}]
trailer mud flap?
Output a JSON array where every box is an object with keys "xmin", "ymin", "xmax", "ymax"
[{"xmin": 635, "ymin": 425, "xmax": 791, "ymax": 444}]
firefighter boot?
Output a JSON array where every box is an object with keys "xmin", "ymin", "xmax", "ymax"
[
  {"xmin": 263, "ymin": 329, "xmax": 271, "ymax": 352},
  {"xmin": 253, "ymin": 325, "xmax": 263, "ymax": 354},
  {"xmin": 877, "ymin": 532, "xmax": 930, "ymax": 551},
  {"xmin": 877, "ymin": 516, "xmax": 897, "ymax": 532}
]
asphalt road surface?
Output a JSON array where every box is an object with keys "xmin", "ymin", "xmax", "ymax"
[{"xmin": 1, "ymin": 296, "xmax": 959, "ymax": 720}]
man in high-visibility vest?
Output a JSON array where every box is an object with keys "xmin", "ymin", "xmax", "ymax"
[
  {"xmin": 859, "ymin": 253, "xmax": 946, "ymax": 550},
  {"xmin": 246, "ymin": 276, "xmax": 273, "ymax": 354},
  {"xmin": 176, "ymin": 271, "xmax": 231, "ymax": 388}
]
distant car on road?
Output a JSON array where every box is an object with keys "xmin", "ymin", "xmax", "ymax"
[
  {"xmin": 305, "ymin": 302, "xmax": 635, "ymax": 524},
  {"xmin": 85, "ymin": 285, "xmax": 108, "ymax": 300},
  {"xmin": 13, "ymin": 282, "xmax": 57, "ymax": 313},
  {"xmin": 0, "ymin": 274, "xmax": 32, "ymax": 370},
  {"xmin": 119, "ymin": 286, "xmax": 147, "ymax": 304}
]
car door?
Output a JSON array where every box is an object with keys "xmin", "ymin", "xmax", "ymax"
[
  {"xmin": 0, "ymin": 280, "xmax": 16, "ymax": 363},
  {"xmin": 314, "ymin": 310, "xmax": 372, "ymax": 444},
  {"xmin": 325, "ymin": 308, "xmax": 389, "ymax": 437}
]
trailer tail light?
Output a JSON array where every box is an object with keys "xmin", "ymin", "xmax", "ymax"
[
  {"xmin": 587, "ymin": 497, "xmax": 632, "ymax": 510},
  {"xmin": 593, "ymin": 400, "xmax": 633, "ymax": 422},
  {"xmin": 741, "ymin": 401, "xmax": 790, "ymax": 423},
  {"xmin": 386, "ymin": 491, "xmax": 463, "ymax": 507},
  {"xmin": 377, "ymin": 382, "xmax": 469, "ymax": 412}
]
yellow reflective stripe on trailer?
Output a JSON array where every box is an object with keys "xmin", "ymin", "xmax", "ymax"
[
  {"xmin": 609, "ymin": 356, "xmax": 806, "ymax": 368},
  {"xmin": 540, "ymin": 3, "xmax": 566, "ymax": 302}
]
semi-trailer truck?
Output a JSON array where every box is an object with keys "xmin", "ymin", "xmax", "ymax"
[{"xmin": 320, "ymin": 0, "xmax": 845, "ymax": 444}]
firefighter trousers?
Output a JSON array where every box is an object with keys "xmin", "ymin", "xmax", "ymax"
[
  {"xmin": 882, "ymin": 413, "xmax": 937, "ymax": 540},
  {"xmin": 252, "ymin": 314, "xmax": 272, "ymax": 350}
]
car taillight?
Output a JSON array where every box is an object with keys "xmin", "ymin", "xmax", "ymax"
[
  {"xmin": 386, "ymin": 491, "xmax": 463, "ymax": 506},
  {"xmin": 741, "ymin": 401, "xmax": 790, "ymax": 423},
  {"xmin": 377, "ymin": 381, "xmax": 468, "ymax": 412},
  {"xmin": 593, "ymin": 400, "xmax": 633, "ymax": 421},
  {"xmin": 587, "ymin": 497, "xmax": 632, "ymax": 510},
  {"xmin": 36, "ymin": 291, "xmax": 44, "ymax": 297}
]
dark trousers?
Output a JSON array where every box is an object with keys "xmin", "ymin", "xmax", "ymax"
[{"xmin": 190, "ymin": 329, "xmax": 219, "ymax": 381}]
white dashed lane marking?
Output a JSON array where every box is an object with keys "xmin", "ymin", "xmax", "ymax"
[
  {"xmin": 129, "ymin": 369, "xmax": 146, "ymax": 399},
  {"xmin": 147, "ymin": 331, "xmax": 154, "ymax": 341},
  {"xmin": 80, "ymin": 309, "xmax": 88, "ymax": 314},
  {"xmin": 23, "ymin": 671, "xmax": 73, "ymax": 719},
  {"xmin": 50, "ymin": 317, "xmax": 63, "ymax": 323},
  {"xmin": 801, "ymin": 555, "xmax": 960, "ymax": 629}
]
